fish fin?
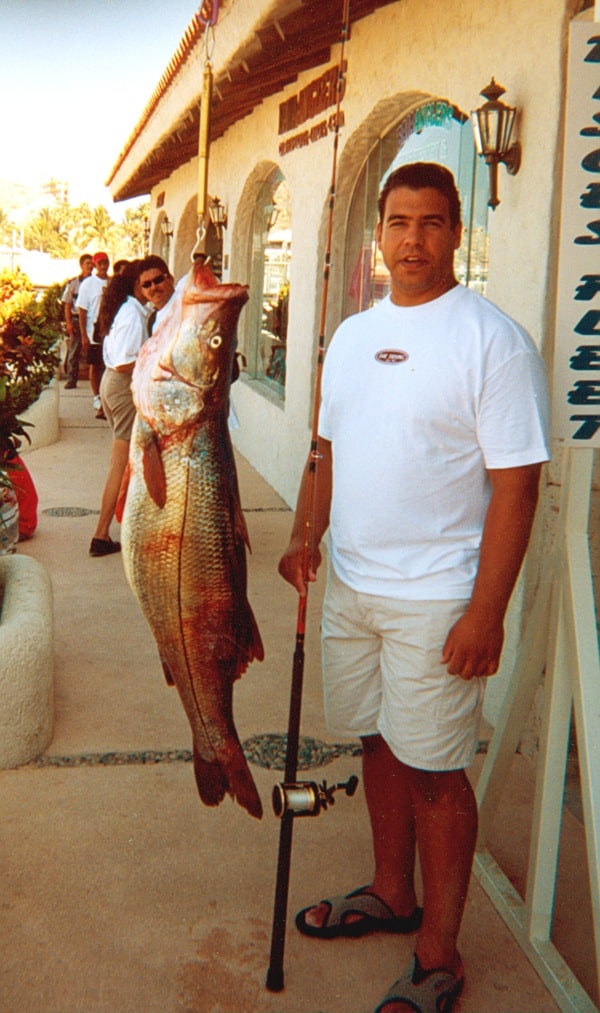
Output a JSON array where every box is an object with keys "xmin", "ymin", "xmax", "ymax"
[
  {"xmin": 234, "ymin": 498, "xmax": 251, "ymax": 551},
  {"xmin": 114, "ymin": 461, "xmax": 130, "ymax": 523},
  {"xmin": 142, "ymin": 433, "xmax": 167, "ymax": 508},
  {"xmin": 250, "ymin": 608, "xmax": 265, "ymax": 663},
  {"xmin": 234, "ymin": 606, "xmax": 265, "ymax": 679},
  {"xmin": 161, "ymin": 660, "xmax": 175, "ymax": 686}
]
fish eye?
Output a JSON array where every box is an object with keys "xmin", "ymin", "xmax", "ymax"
[{"xmin": 209, "ymin": 334, "xmax": 222, "ymax": 349}]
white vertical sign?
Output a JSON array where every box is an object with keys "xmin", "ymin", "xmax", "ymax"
[{"xmin": 553, "ymin": 21, "xmax": 600, "ymax": 446}]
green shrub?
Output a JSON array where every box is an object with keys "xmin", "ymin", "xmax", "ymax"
[{"xmin": 0, "ymin": 269, "xmax": 61, "ymax": 461}]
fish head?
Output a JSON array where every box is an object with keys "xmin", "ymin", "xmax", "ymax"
[{"xmin": 134, "ymin": 261, "xmax": 249, "ymax": 434}]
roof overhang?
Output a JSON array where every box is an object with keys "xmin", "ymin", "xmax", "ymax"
[{"xmin": 106, "ymin": 0, "xmax": 398, "ymax": 202}]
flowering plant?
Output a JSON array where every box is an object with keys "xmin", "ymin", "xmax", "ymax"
[{"xmin": 0, "ymin": 271, "xmax": 62, "ymax": 468}]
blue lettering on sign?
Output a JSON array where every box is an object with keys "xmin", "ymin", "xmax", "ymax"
[
  {"xmin": 570, "ymin": 345, "xmax": 600, "ymax": 369},
  {"xmin": 583, "ymin": 34, "xmax": 600, "ymax": 61},
  {"xmin": 575, "ymin": 219, "xmax": 600, "ymax": 244},
  {"xmin": 575, "ymin": 309, "xmax": 600, "ymax": 335},
  {"xmin": 570, "ymin": 415, "xmax": 600, "ymax": 438},
  {"xmin": 568, "ymin": 380, "xmax": 600, "ymax": 404},
  {"xmin": 565, "ymin": 32, "xmax": 600, "ymax": 439},
  {"xmin": 575, "ymin": 274, "xmax": 600, "ymax": 299},
  {"xmin": 581, "ymin": 182, "xmax": 600, "ymax": 208}
]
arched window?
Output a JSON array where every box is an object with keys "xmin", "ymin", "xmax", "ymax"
[
  {"xmin": 343, "ymin": 105, "xmax": 489, "ymax": 318},
  {"xmin": 245, "ymin": 168, "xmax": 291, "ymax": 399}
]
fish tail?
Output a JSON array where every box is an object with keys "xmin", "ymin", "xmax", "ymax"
[
  {"xmin": 227, "ymin": 756, "xmax": 263, "ymax": 820},
  {"xmin": 193, "ymin": 747, "xmax": 228, "ymax": 808},
  {"xmin": 192, "ymin": 746, "xmax": 263, "ymax": 820}
]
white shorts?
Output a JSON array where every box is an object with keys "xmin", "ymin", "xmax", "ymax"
[{"xmin": 321, "ymin": 566, "xmax": 484, "ymax": 771}]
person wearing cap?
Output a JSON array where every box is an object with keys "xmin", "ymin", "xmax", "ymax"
[{"xmin": 76, "ymin": 252, "xmax": 110, "ymax": 418}]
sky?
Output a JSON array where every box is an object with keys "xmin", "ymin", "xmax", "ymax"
[{"xmin": 0, "ymin": 0, "xmax": 199, "ymax": 218}]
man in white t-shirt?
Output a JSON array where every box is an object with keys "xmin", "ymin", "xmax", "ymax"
[
  {"xmin": 279, "ymin": 163, "xmax": 550, "ymax": 1013},
  {"xmin": 76, "ymin": 251, "xmax": 110, "ymax": 417},
  {"xmin": 61, "ymin": 252, "xmax": 93, "ymax": 389}
]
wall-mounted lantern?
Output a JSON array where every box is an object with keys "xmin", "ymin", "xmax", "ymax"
[{"xmin": 471, "ymin": 78, "xmax": 521, "ymax": 210}]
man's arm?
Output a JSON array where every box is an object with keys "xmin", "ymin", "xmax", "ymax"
[
  {"xmin": 64, "ymin": 298, "xmax": 74, "ymax": 337},
  {"xmin": 78, "ymin": 308, "xmax": 89, "ymax": 348},
  {"xmin": 278, "ymin": 437, "xmax": 332, "ymax": 596},
  {"xmin": 442, "ymin": 463, "xmax": 543, "ymax": 681}
]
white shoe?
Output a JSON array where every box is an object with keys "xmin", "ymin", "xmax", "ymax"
[{"xmin": 93, "ymin": 395, "xmax": 101, "ymax": 410}]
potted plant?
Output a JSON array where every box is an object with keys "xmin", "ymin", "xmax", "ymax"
[{"xmin": 0, "ymin": 270, "xmax": 62, "ymax": 549}]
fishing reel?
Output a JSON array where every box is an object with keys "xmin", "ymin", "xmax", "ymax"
[{"xmin": 272, "ymin": 775, "xmax": 359, "ymax": 818}]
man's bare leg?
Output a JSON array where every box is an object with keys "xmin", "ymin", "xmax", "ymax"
[
  {"xmin": 410, "ymin": 766, "xmax": 476, "ymax": 974},
  {"xmin": 303, "ymin": 733, "xmax": 418, "ymax": 928}
]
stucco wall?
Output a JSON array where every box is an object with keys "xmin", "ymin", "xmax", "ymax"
[{"xmin": 159, "ymin": 0, "xmax": 571, "ymax": 505}]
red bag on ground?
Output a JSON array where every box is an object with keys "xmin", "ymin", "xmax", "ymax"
[{"xmin": 8, "ymin": 456, "xmax": 38, "ymax": 540}]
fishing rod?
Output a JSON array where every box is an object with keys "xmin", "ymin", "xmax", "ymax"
[{"xmin": 266, "ymin": 0, "xmax": 352, "ymax": 993}]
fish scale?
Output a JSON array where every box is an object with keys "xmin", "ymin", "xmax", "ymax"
[{"xmin": 120, "ymin": 262, "xmax": 264, "ymax": 819}]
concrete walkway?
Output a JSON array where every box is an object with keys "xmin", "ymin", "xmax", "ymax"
[{"xmin": 0, "ymin": 383, "xmax": 578, "ymax": 1012}]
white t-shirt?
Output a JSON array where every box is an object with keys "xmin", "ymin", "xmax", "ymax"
[
  {"xmin": 318, "ymin": 285, "xmax": 551, "ymax": 600},
  {"xmin": 102, "ymin": 296, "xmax": 149, "ymax": 369},
  {"xmin": 75, "ymin": 275, "xmax": 107, "ymax": 341}
]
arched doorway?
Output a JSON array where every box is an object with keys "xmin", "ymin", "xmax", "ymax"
[{"xmin": 343, "ymin": 98, "xmax": 489, "ymax": 319}]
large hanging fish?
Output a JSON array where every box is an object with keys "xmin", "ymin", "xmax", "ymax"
[{"xmin": 119, "ymin": 261, "xmax": 264, "ymax": 819}]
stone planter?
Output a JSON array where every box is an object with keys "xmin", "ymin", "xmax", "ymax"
[
  {"xmin": 0, "ymin": 555, "xmax": 54, "ymax": 768},
  {"xmin": 19, "ymin": 380, "xmax": 59, "ymax": 454}
]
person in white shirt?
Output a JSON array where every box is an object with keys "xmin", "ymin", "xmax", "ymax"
[
  {"xmin": 279, "ymin": 163, "xmax": 550, "ymax": 1013},
  {"xmin": 76, "ymin": 251, "xmax": 110, "ymax": 417},
  {"xmin": 61, "ymin": 252, "xmax": 93, "ymax": 389},
  {"xmin": 89, "ymin": 260, "xmax": 149, "ymax": 557}
]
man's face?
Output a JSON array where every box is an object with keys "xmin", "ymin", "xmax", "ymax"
[
  {"xmin": 81, "ymin": 258, "xmax": 93, "ymax": 278},
  {"xmin": 94, "ymin": 258, "xmax": 110, "ymax": 279},
  {"xmin": 139, "ymin": 267, "xmax": 175, "ymax": 310},
  {"xmin": 376, "ymin": 186, "xmax": 462, "ymax": 307}
]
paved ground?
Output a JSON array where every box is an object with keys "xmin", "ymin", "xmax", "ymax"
[{"xmin": 0, "ymin": 382, "xmax": 590, "ymax": 1013}]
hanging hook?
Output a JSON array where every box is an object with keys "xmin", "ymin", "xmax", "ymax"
[
  {"xmin": 199, "ymin": 0, "xmax": 219, "ymax": 27},
  {"xmin": 190, "ymin": 221, "xmax": 207, "ymax": 263}
]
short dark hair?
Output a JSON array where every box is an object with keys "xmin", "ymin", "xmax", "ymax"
[
  {"xmin": 140, "ymin": 255, "xmax": 171, "ymax": 276},
  {"xmin": 79, "ymin": 253, "xmax": 93, "ymax": 267},
  {"xmin": 377, "ymin": 162, "xmax": 462, "ymax": 229}
]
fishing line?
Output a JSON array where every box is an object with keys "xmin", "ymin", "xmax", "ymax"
[{"xmin": 266, "ymin": 0, "xmax": 351, "ymax": 993}]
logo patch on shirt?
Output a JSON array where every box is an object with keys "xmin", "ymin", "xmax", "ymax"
[{"xmin": 375, "ymin": 349, "xmax": 409, "ymax": 364}]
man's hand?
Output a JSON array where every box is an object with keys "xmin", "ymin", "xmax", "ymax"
[
  {"xmin": 442, "ymin": 463, "xmax": 542, "ymax": 681},
  {"xmin": 278, "ymin": 438, "xmax": 332, "ymax": 597},
  {"xmin": 441, "ymin": 605, "xmax": 504, "ymax": 680},
  {"xmin": 278, "ymin": 539, "xmax": 322, "ymax": 597}
]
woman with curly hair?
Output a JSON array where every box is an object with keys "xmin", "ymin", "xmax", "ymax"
[{"xmin": 90, "ymin": 259, "xmax": 150, "ymax": 557}]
